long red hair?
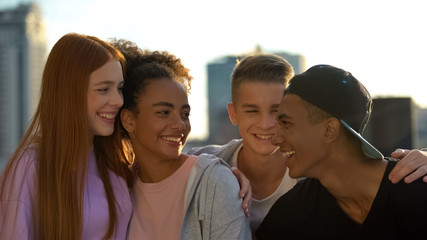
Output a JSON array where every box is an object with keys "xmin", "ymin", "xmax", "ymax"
[{"xmin": 0, "ymin": 33, "xmax": 131, "ymax": 240}]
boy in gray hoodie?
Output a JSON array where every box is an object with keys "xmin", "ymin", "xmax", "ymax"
[{"xmin": 187, "ymin": 54, "xmax": 296, "ymax": 235}]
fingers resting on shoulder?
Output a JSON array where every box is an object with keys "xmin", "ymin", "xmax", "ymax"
[
  {"xmin": 231, "ymin": 167, "xmax": 252, "ymax": 217},
  {"xmin": 389, "ymin": 148, "xmax": 427, "ymax": 184}
]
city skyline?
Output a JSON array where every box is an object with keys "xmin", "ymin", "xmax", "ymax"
[
  {"xmin": 40, "ymin": 0, "xmax": 427, "ymax": 107},
  {"xmin": 0, "ymin": 0, "xmax": 426, "ymax": 142}
]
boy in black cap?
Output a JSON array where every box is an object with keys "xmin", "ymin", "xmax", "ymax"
[{"xmin": 256, "ymin": 65, "xmax": 427, "ymax": 239}]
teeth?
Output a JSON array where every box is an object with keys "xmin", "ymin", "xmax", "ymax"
[
  {"xmin": 99, "ymin": 113, "xmax": 115, "ymax": 119},
  {"xmin": 282, "ymin": 150, "xmax": 295, "ymax": 158},
  {"xmin": 256, "ymin": 134, "xmax": 273, "ymax": 140},
  {"xmin": 163, "ymin": 137, "xmax": 182, "ymax": 142}
]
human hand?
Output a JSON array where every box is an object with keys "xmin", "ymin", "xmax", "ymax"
[
  {"xmin": 388, "ymin": 148, "xmax": 427, "ymax": 183},
  {"xmin": 231, "ymin": 167, "xmax": 252, "ymax": 217}
]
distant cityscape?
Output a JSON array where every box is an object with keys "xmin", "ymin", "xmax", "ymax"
[
  {"xmin": 1, "ymin": 3, "xmax": 426, "ymax": 171},
  {"xmin": 0, "ymin": 3, "xmax": 46, "ymax": 170}
]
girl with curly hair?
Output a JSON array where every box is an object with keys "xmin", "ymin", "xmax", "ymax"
[{"xmin": 112, "ymin": 39, "xmax": 251, "ymax": 239}]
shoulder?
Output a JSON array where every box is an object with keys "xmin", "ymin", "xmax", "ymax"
[
  {"xmin": 2, "ymin": 146, "xmax": 38, "ymax": 199},
  {"xmin": 185, "ymin": 139, "xmax": 242, "ymax": 159},
  {"xmin": 210, "ymin": 162, "xmax": 236, "ymax": 184},
  {"xmin": 386, "ymin": 160, "xmax": 427, "ymax": 200},
  {"xmin": 194, "ymin": 154, "xmax": 239, "ymax": 191},
  {"xmin": 381, "ymin": 163, "xmax": 427, "ymax": 237},
  {"xmin": 2, "ymin": 146, "xmax": 38, "ymax": 189},
  {"xmin": 196, "ymin": 154, "xmax": 234, "ymax": 179},
  {"xmin": 13, "ymin": 145, "xmax": 38, "ymax": 169},
  {"xmin": 194, "ymin": 153, "xmax": 232, "ymax": 169},
  {"xmin": 390, "ymin": 176, "xmax": 427, "ymax": 203}
]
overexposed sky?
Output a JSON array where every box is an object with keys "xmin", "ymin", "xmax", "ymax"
[{"xmin": 3, "ymin": 0, "xmax": 427, "ymax": 139}]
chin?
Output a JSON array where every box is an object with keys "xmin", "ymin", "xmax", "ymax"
[
  {"xmin": 95, "ymin": 130, "xmax": 114, "ymax": 137},
  {"xmin": 257, "ymin": 146, "xmax": 279, "ymax": 156},
  {"xmin": 288, "ymin": 168, "xmax": 304, "ymax": 179},
  {"xmin": 166, "ymin": 151, "xmax": 181, "ymax": 159},
  {"xmin": 288, "ymin": 172, "xmax": 299, "ymax": 179}
]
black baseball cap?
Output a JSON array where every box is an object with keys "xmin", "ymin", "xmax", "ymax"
[{"xmin": 285, "ymin": 64, "xmax": 383, "ymax": 159}]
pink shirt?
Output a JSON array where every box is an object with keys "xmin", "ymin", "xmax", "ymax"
[
  {"xmin": 0, "ymin": 146, "xmax": 132, "ymax": 239},
  {"xmin": 128, "ymin": 155, "xmax": 197, "ymax": 239}
]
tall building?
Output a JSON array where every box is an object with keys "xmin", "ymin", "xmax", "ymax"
[
  {"xmin": 205, "ymin": 48, "xmax": 306, "ymax": 144},
  {"xmin": 416, "ymin": 107, "xmax": 427, "ymax": 148},
  {"xmin": 364, "ymin": 97, "xmax": 418, "ymax": 156},
  {"xmin": 0, "ymin": 3, "xmax": 47, "ymax": 169},
  {"xmin": 206, "ymin": 56, "xmax": 239, "ymax": 145}
]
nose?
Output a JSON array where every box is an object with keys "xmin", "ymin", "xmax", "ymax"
[
  {"xmin": 171, "ymin": 114, "xmax": 186, "ymax": 131},
  {"xmin": 111, "ymin": 88, "xmax": 123, "ymax": 108},
  {"xmin": 259, "ymin": 112, "xmax": 277, "ymax": 129},
  {"xmin": 271, "ymin": 125, "xmax": 285, "ymax": 146}
]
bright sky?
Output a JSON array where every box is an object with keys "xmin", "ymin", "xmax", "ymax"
[{"xmin": 3, "ymin": 0, "xmax": 427, "ymax": 139}]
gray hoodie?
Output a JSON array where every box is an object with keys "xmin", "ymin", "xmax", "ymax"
[
  {"xmin": 185, "ymin": 139, "xmax": 242, "ymax": 166},
  {"xmin": 180, "ymin": 153, "xmax": 251, "ymax": 240}
]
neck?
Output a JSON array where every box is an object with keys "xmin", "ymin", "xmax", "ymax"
[
  {"xmin": 238, "ymin": 146, "xmax": 288, "ymax": 199},
  {"xmin": 136, "ymin": 154, "xmax": 187, "ymax": 183},
  {"xmin": 317, "ymin": 156, "xmax": 387, "ymax": 223}
]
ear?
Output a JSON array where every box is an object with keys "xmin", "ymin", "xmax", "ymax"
[
  {"xmin": 324, "ymin": 118, "xmax": 341, "ymax": 143},
  {"xmin": 227, "ymin": 102, "xmax": 238, "ymax": 125},
  {"xmin": 121, "ymin": 109, "xmax": 136, "ymax": 133}
]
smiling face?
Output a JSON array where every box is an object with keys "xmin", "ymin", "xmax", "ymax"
[
  {"xmin": 272, "ymin": 93, "xmax": 329, "ymax": 178},
  {"xmin": 121, "ymin": 78, "xmax": 191, "ymax": 161},
  {"xmin": 228, "ymin": 81, "xmax": 285, "ymax": 157},
  {"xmin": 87, "ymin": 59, "xmax": 124, "ymax": 139}
]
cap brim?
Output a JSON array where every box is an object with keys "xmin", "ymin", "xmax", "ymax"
[{"xmin": 340, "ymin": 120, "xmax": 384, "ymax": 159}]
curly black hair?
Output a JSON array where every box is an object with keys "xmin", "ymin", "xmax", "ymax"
[{"xmin": 110, "ymin": 39, "xmax": 193, "ymax": 113}]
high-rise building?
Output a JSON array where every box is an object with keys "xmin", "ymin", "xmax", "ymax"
[
  {"xmin": 206, "ymin": 56, "xmax": 239, "ymax": 145},
  {"xmin": 0, "ymin": 3, "xmax": 47, "ymax": 169},
  {"xmin": 364, "ymin": 97, "xmax": 418, "ymax": 156},
  {"xmin": 205, "ymin": 48, "xmax": 306, "ymax": 144},
  {"xmin": 416, "ymin": 107, "xmax": 427, "ymax": 148}
]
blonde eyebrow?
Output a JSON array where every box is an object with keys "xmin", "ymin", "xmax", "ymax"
[{"xmin": 241, "ymin": 104, "xmax": 258, "ymax": 108}]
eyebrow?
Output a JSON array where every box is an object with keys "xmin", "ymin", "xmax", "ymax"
[
  {"xmin": 153, "ymin": 102, "xmax": 191, "ymax": 110},
  {"xmin": 93, "ymin": 80, "xmax": 123, "ymax": 86},
  {"xmin": 153, "ymin": 102, "xmax": 174, "ymax": 108},
  {"xmin": 241, "ymin": 104, "xmax": 258, "ymax": 108},
  {"xmin": 241, "ymin": 103, "xmax": 280, "ymax": 108},
  {"xmin": 277, "ymin": 112, "xmax": 291, "ymax": 121}
]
